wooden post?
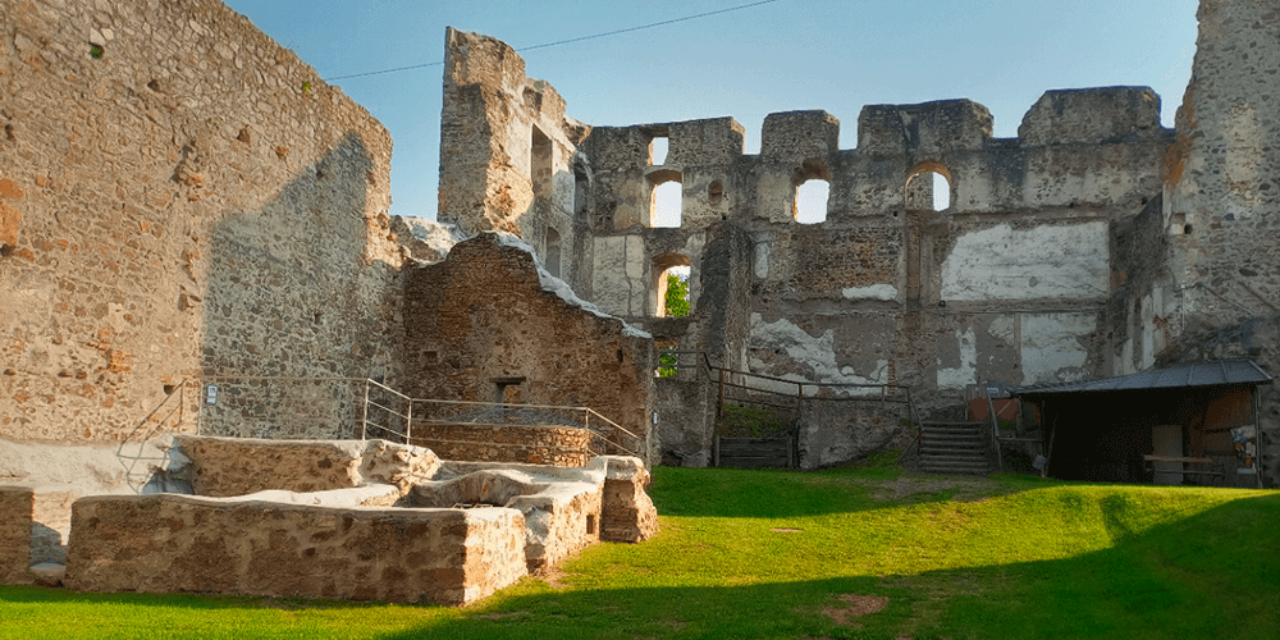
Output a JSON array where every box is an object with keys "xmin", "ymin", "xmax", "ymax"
[
  {"xmin": 713, "ymin": 435, "xmax": 720, "ymax": 468},
  {"xmin": 1043, "ymin": 410, "xmax": 1058, "ymax": 479},
  {"xmin": 1254, "ymin": 389, "xmax": 1264, "ymax": 489},
  {"xmin": 717, "ymin": 368, "xmax": 726, "ymax": 418},
  {"xmin": 987, "ymin": 393, "xmax": 1004, "ymax": 472}
]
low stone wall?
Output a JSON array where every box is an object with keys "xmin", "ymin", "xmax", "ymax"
[
  {"xmin": 174, "ymin": 436, "xmax": 440, "ymax": 497},
  {"xmin": 0, "ymin": 487, "xmax": 33, "ymax": 584},
  {"xmin": 600, "ymin": 457, "xmax": 660, "ymax": 543},
  {"xmin": 797, "ymin": 399, "xmax": 913, "ymax": 470},
  {"xmin": 408, "ymin": 462, "xmax": 605, "ymax": 573},
  {"xmin": 64, "ymin": 494, "xmax": 527, "ymax": 605},
  {"xmin": 410, "ymin": 424, "xmax": 590, "ymax": 467}
]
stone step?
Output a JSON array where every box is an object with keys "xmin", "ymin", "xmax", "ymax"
[
  {"xmin": 921, "ymin": 464, "xmax": 991, "ymax": 476},
  {"xmin": 920, "ymin": 453, "xmax": 990, "ymax": 464},
  {"xmin": 920, "ymin": 445, "xmax": 988, "ymax": 455}
]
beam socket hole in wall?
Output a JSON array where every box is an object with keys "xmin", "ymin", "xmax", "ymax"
[
  {"xmin": 648, "ymin": 170, "xmax": 683, "ymax": 228},
  {"xmin": 906, "ymin": 162, "xmax": 952, "ymax": 212},
  {"xmin": 586, "ymin": 514, "xmax": 597, "ymax": 535},
  {"xmin": 1170, "ymin": 213, "xmax": 1192, "ymax": 235},
  {"xmin": 89, "ymin": 44, "xmax": 104, "ymax": 59},
  {"xmin": 163, "ymin": 384, "xmax": 177, "ymax": 395},
  {"xmin": 531, "ymin": 126, "xmax": 553, "ymax": 198},
  {"xmin": 794, "ymin": 179, "xmax": 829, "ymax": 224},
  {"xmin": 652, "ymin": 254, "xmax": 691, "ymax": 318},
  {"xmin": 708, "ymin": 181, "xmax": 724, "ymax": 205},
  {"xmin": 650, "ymin": 136, "xmax": 669, "ymax": 165}
]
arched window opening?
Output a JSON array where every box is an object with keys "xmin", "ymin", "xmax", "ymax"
[
  {"xmin": 544, "ymin": 227, "xmax": 562, "ymax": 278},
  {"xmin": 531, "ymin": 126, "xmax": 553, "ymax": 198},
  {"xmin": 652, "ymin": 254, "xmax": 692, "ymax": 317},
  {"xmin": 906, "ymin": 162, "xmax": 952, "ymax": 212},
  {"xmin": 650, "ymin": 136, "xmax": 669, "ymax": 165},
  {"xmin": 795, "ymin": 179, "xmax": 830, "ymax": 224},
  {"xmin": 648, "ymin": 170, "xmax": 683, "ymax": 228}
]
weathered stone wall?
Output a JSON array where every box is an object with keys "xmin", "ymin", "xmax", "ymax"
[
  {"xmin": 0, "ymin": 486, "xmax": 33, "ymax": 584},
  {"xmin": 575, "ymin": 92, "xmax": 1168, "ymax": 411},
  {"xmin": 797, "ymin": 399, "xmax": 915, "ymax": 470},
  {"xmin": 1158, "ymin": 0, "xmax": 1280, "ymax": 487},
  {"xmin": 600, "ymin": 456, "xmax": 659, "ymax": 543},
  {"xmin": 437, "ymin": 28, "xmax": 590, "ymax": 288},
  {"xmin": 0, "ymin": 0, "xmax": 403, "ymax": 444},
  {"xmin": 435, "ymin": 27, "xmax": 1189, "ymax": 467},
  {"xmin": 403, "ymin": 233, "xmax": 656, "ymax": 462},
  {"xmin": 174, "ymin": 436, "xmax": 440, "ymax": 497},
  {"xmin": 410, "ymin": 424, "xmax": 591, "ymax": 467},
  {"xmin": 64, "ymin": 494, "xmax": 527, "ymax": 605}
]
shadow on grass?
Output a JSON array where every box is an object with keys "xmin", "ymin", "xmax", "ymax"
[
  {"xmin": 649, "ymin": 465, "xmax": 1048, "ymax": 519},
  {"xmin": 367, "ymin": 492, "xmax": 1280, "ymax": 640},
  {"xmin": 3, "ymin": 475, "xmax": 1276, "ymax": 640}
]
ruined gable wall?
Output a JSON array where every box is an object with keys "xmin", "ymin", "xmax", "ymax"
[
  {"xmin": 579, "ymin": 90, "xmax": 1170, "ymax": 409},
  {"xmin": 402, "ymin": 234, "xmax": 655, "ymax": 461},
  {"xmin": 0, "ymin": 0, "xmax": 402, "ymax": 443},
  {"xmin": 1160, "ymin": 0, "xmax": 1280, "ymax": 486},
  {"xmin": 437, "ymin": 28, "xmax": 589, "ymax": 289}
]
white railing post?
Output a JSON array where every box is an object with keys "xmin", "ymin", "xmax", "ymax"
[
  {"xmin": 361, "ymin": 379, "xmax": 370, "ymax": 440},
  {"xmin": 406, "ymin": 397, "xmax": 413, "ymax": 445}
]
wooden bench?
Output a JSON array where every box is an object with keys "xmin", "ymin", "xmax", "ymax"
[{"xmin": 1143, "ymin": 455, "xmax": 1225, "ymax": 482}]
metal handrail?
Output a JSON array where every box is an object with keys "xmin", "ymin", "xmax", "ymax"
[{"xmin": 116, "ymin": 378, "xmax": 190, "ymax": 494}]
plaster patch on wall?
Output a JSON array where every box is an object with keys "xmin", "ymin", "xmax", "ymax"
[
  {"xmin": 841, "ymin": 284, "xmax": 897, "ymax": 301},
  {"xmin": 1020, "ymin": 312, "xmax": 1096, "ymax": 385},
  {"xmin": 748, "ymin": 313, "xmax": 888, "ymax": 396},
  {"xmin": 936, "ymin": 328, "xmax": 977, "ymax": 389},
  {"xmin": 988, "ymin": 315, "xmax": 1016, "ymax": 345},
  {"xmin": 1223, "ymin": 103, "xmax": 1263, "ymax": 215},
  {"xmin": 753, "ymin": 240, "xmax": 770, "ymax": 279},
  {"xmin": 941, "ymin": 222, "xmax": 1109, "ymax": 302},
  {"xmin": 592, "ymin": 236, "xmax": 634, "ymax": 316}
]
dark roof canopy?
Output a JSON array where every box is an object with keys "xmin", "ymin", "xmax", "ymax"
[{"xmin": 1011, "ymin": 358, "xmax": 1272, "ymax": 397}]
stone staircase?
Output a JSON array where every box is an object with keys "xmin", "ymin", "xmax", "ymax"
[{"xmin": 918, "ymin": 421, "xmax": 993, "ymax": 475}]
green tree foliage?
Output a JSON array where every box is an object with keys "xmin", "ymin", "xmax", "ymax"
[
  {"xmin": 657, "ymin": 271, "xmax": 690, "ymax": 378},
  {"xmin": 664, "ymin": 272, "xmax": 689, "ymax": 317}
]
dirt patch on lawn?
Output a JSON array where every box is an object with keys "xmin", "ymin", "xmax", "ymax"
[
  {"xmin": 538, "ymin": 566, "xmax": 572, "ymax": 589},
  {"xmin": 870, "ymin": 477, "xmax": 991, "ymax": 502},
  {"xmin": 820, "ymin": 594, "xmax": 889, "ymax": 626}
]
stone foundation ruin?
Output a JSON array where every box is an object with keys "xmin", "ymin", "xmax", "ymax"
[{"xmin": 7, "ymin": 436, "xmax": 656, "ymax": 605}]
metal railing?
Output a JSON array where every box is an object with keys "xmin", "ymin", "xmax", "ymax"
[
  {"xmin": 116, "ymin": 379, "xmax": 192, "ymax": 494},
  {"xmin": 407, "ymin": 397, "xmax": 644, "ymax": 459}
]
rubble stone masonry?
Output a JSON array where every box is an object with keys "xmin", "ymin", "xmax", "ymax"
[{"xmin": 0, "ymin": 0, "xmax": 404, "ymax": 443}]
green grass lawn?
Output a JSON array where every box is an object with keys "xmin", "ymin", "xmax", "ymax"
[{"xmin": 3, "ymin": 461, "xmax": 1278, "ymax": 639}]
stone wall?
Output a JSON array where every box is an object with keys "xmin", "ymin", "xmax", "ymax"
[
  {"xmin": 0, "ymin": 0, "xmax": 403, "ymax": 444},
  {"xmin": 1159, "ymin": 0, "xmax": 1280, "ymax": 487},
  {"xmin": 410, "ymin": 424, "xmax": 591, "ymax": 468},
  {"xmin": 0, "ymin": 486, "xmax": 33, "ymax": 584},
  {"xmin": 437, "ymin": 28, "xmax": 590, "ymax": 289},
  {"xmin": 64, "ymin": 494, "xmax": 527, "ymax": 605},
  {"xmin": 434, "ymin": 27, "xmax": 1196, "ymax": 468},
  {"xmin": 174, "ymin": 436, "xmax": 440, "ymax": 497},
  {"xmin": 403, "ymin": 233, "xmax": 656, "ymax": 462}
]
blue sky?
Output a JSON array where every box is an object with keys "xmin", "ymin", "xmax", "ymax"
[{"xmin": 223, "ymin": 0, "xmax": 1200, "ymax": 221}]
